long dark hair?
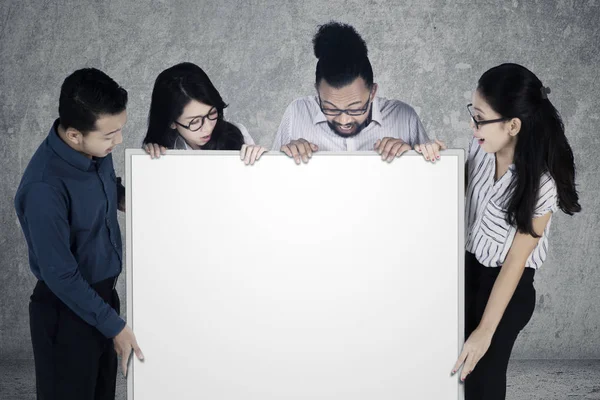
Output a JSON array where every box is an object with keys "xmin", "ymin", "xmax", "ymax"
[
  {"xmin": 477, "ymin": 63, "xmax": 581, "ymax": 237},
  {"xmin": 313, "ymin": 21, "xmax": 373, "ymax": 89},
  {"xmin": 143, "ymin": 62, "xmax": 244, "ymax": 150}
]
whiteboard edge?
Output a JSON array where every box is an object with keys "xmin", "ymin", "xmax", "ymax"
[
  {"xmin": 125, "ymin": 149, "xmax": 134, "ymax": 399},
  {"xmin": 457, "ymin": 149, "xmax": 465, "ymax": 400}
]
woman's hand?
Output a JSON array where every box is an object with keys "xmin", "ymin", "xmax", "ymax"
[
  {"xmin": 241, "ymin": 144, "xmax": 268, "ymax": 165},
  {"xmin": 414, "ymin": 139, "xmax": 447, "ymax": 163},
  {"xmin": 144, "ymin": 143, "xmax": 167, "ymax": 159},
  {"xmin": 452, "ymin": 326, "xmax": 493, "ymax": 381}
]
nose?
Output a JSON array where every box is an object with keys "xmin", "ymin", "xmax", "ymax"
[
  {"xmin": 469, "ymin": 119, "xmax": 477, "ymax": 131},
  {"xmin": 336, "ymin": 113, "xmax": 353, "ymax": 126}
]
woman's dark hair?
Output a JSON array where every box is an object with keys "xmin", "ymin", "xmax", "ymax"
[
  {"xmin": 59, "ymin": 68, "xmax": 128, "ymax": 135},
  {"xmin": 313, "ymin": 21, "xmax": 373, "ymax": 89},
  {"xmin": 478, "ymin": 63, "xmax": 581, "ymax": 237},
  {"xmin": 143, "ymin": 62, "xmax": 244, "ymax": 150}
]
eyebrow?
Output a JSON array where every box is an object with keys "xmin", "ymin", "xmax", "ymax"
[
  {"xmin": 183, "ymin": 108, "xmax": 217, "ymax": 120},
  {"xmin": 104, "ymin": 128, "xmax": 121, "ymax": 136},
  {"xmin": 323, "ymin": 100, "xmax": 363, "ymax": 108},
  {"xmin": 473, "ymin": 106, "xmax": 485, "ymax": 114}
]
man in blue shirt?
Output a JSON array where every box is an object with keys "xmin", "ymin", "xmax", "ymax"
[{"xmin": 14, "ymin": 68, "xmax": 143, "ymax": 400}]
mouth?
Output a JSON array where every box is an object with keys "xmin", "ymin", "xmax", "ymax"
[
  {"xmin": 474, "ymin": 135, "xmax": 485, "ymax": 145},
  {"xmin": 199, "ymin": 134, "xmax": 211, "ymax": 142},
  {"xmin": 336, "ymin": 124, "xmax": 355, "ymax": 134},
  {"xmin": 106, "ymin": 148, "xmax": 113, "ymax": 153}
]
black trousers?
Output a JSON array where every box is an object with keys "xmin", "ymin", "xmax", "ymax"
[
  {"xmin": 29, "ymin": 277, "xmax": 120, "ymax": 400},
  {"xmin": 464, "ymin": 252, "xmax": 536, "ymax": 400}
]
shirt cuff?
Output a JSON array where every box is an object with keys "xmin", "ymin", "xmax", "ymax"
[{"xmin": 96, "ymin": 310, "xmax": 127, "ymax": 338}]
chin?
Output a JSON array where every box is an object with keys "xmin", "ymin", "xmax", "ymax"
[
  {"xmin": 335, "ymin": 128, "xmax": 357, "ymax": 136},
  {"xmin": 95, "ymin": 149, "xmax": 113, "ymax": 157},
  {"xmin": 482, "ymin": 145, "xmax": 499, "ymax": 154}
]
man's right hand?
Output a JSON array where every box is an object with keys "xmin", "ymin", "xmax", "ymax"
[
  {"xmin": 280, "ymin": 139, "xmax": 319, "ymax": 164},
  {"xmin": 113, "ymin": 324, "xmax": 144, "ymax": 377}
]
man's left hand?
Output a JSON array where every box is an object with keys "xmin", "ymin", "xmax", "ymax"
[{"xmin": 374, "ymin": 137, "xmax": 411, "ymax": 162}]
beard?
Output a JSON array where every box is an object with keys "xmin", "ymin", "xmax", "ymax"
[{"xmin": 327, "ymin": 108, "xmax": 373, "ymax": 138}]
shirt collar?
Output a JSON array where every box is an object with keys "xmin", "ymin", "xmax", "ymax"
[
  {"xmin": 312, "ymin": 96, "xmax": 383, "ymax": 126},
  {"xmin": 312, "ymin": 96, "xmax": 327, "ymax": 125},
  {"xmin": 370, "ymin": 96, "xmax": 383, "ymax": 125},
  {"xmin": 47, "ymin": 119, "xmax": 95, "ymax": 171},
  {"xmin": 174, "ymin": 135, "xmax": 190, "ymax": 149}
]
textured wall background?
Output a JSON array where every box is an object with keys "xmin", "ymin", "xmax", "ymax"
[{"xmin": 1, "ymin": 0, "xmax": 598, "ymax": 360}]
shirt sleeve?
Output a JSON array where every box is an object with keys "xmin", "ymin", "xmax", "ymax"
[
  {"xmin": 468, "ymin": 136, "xmax": 479, "ymax": 162},
  {"xmin": 232, "ymin": 122, "xmax": 255, "ymax": 145},
  {"xmin": 409, "ymin": 108, "xmax": 430, "ymax": 146},
  {"xmin": 19, "ymin": 182, "xmax": 126, "ymax": 338},
  {"xmin": 534, "ymin": 174, "xmax": 558, "ymax": 217},
  {"xmin": 117, "ymin": 177, "xmax": 126, "ymax": 212},
  {"xmin": 271, "ymin": 103, "xmax": 294, "ymax": 151}
]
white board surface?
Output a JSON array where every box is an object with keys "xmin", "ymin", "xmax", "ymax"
[{"xmin": 126, "ymin": 150, "xmax": 464, "ymax": 399}]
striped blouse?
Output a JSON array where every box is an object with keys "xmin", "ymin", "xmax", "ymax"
[
  {"xmin": 465, "ymin": 138, "xmax": 558, "ymax": 269},
  {"xmin": 271, "ymin": 96, "xmax": 429, "ymax": 151}
]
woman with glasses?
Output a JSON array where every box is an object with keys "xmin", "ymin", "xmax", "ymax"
[
  {"xmin": 451, "ymin": 63, "xmax": 581, "ymax": 400},
  {"xmin": 143, "ymin": 62, "xmax": 267, "ymax": 165}
]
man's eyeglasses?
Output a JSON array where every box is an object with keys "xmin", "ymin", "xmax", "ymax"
[
  {"xmin": 318, "ymin": 93, "xmax": 373, "ymax": 116},
  {"xmin": 174, "ymin": 107, "xmax": 218, "ymax": 132},
  {"xmin": 467, "ymin": 103, "xmax": 509, "ymax": 130}
]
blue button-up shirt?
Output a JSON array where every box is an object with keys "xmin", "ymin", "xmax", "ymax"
[{"xmin": 14, "ymin": 120, "xmax": 126, "ymax": 338}]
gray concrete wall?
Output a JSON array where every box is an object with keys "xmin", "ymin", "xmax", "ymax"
[{"xmin": 1, "ymin": 0, "xmax": 598, "ymax": 360}]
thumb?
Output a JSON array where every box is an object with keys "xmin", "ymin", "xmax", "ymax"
[
  {"xmin": 310, "ymin": 143, "xmax": 319, "ymax": 151},
  {"xmin": 435, "ymin": 139, "xmax": 448, "ymax": 150},
  {"xmin": 452, "ymin": 348, "xmax": 467, "ymax": 374},
  {"xmin": 112, "ymin": 340, "xmax": 121, "ymax": 357},
  {"xmin": 121, "ymin": 348, "xmax": 130, "ymax": 376}
]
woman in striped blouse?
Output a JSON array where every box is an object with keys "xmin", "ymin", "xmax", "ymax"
[
  {"xmin": 143, "ymin": 62, "xmax": 267, "ymax": 165},
  {"xmin": 452, "ymin": 63, "xmax": 581, "ymax": 399}
]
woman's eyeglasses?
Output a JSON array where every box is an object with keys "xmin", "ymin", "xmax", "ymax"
[
  {"xmin": 174, "ymin": 107, "xmax": 219, "ymax": 132},
  {"xmin": 467, "ymin": 103, "xmax": 509, "ymax": 130}
]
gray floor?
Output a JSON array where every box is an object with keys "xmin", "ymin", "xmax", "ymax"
[{"xmin": 1, "ymin": 359, "xmax": 599, "ymax": 399}]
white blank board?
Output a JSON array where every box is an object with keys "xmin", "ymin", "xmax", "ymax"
[{"xmin": 126, "ymin": 150, "xmax": 464, "ymax": 399}]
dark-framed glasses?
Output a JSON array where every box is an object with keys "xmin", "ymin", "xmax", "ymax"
[
  {"xmin": 174, "ymin": 107, "xmax": 218, "ymax": 132},
  {"xmin": 318, "ymin": 93, "xmax": 373, "ymax": 116},
  {"xmin": 467, "ymin": 103, "xmax": 509, "ymax": 130}
]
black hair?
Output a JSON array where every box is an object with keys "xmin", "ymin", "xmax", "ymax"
[
  {"xmin": 313, "ymin": 21, "xmax": 373, "ymax": 89},
  {"xmin": 58, "ymin": 68, "xmax": 128, "ymax": 134},
  {"xmin": 143, "ymin": 62, "xmax": 244, "ymax": 150},
  {"xmin": 478, "ymin": 63, "xmax": 581, "ymax": 237}
]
